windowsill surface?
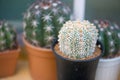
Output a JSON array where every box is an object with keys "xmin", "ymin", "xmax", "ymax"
[{"xmin": 0, "ymin": 60, "xmax": 32, "ymax": 80}]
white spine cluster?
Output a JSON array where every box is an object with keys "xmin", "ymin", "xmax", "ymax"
[{"xmin": 58, "ymin": 20, "xmax": 98, "ymax": 59}]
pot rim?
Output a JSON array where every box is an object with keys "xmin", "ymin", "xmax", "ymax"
[
  {"xmin": 52, "ymin": 39, "xmax": 103, "ymax": 62},
  {"xmin": 100, "ymin": 56, "xmax": 120, "ymax": 62},
  {"xmin": 22, "ymin": 36, "xmax": 52, "ymax": 52},
  {"xmin": 0, "ymin": 47, "xmax": 20, "ymax": 55}
]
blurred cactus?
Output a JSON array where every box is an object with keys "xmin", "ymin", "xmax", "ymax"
[
  {"xmin": 23, "ymin": 0, "xmax": 71, "ymax": 48},
  {"xmin": 93, "ymin": 20, "xmax": 120, "ymax": 57},
  {"xmin": 58, "ymin": 20, "xmax": 98, "ymax": 59},
  {"xmin": 0, "ymin": 21, "xmax": 17, "ymax": 52}
]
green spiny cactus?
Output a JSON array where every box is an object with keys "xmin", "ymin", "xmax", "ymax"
[
  {"xmin": 58, "ymin": 20, "xmax": 98, "ymax": 59},
  {"xmin": 93, "ymin": 20, "xmax": 120, "ymax": 58},
  {"xmin": 0, "ymin": 21, "xmax": 17, "ymax": 52},
  {"xmin": 23, "ymin": 0, "xmax": 71, "ymax": 48}
]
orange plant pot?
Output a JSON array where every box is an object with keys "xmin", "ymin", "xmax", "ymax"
[
  {"xmin": 0, "ymin": 48, "xmax": 20, "ymax": 78},
  {"xmin": 23, "ymin": 37, "xmax": 57, "ymax": 80}
]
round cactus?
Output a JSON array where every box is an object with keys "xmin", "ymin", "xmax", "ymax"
[
  {"xmin": 23, "ymin": 0, "xmax": 71, "ymax": 48},
  {"xmin": 0, "ymin": 21, "xmax": 17, "ymax": 52},
  {"xmin": 93, "ymin": 20, "xmax": 120, "ymax": 57},
  {"xmin": 58, "ymin": 20, "xmax": 98, "ymax": 59}
]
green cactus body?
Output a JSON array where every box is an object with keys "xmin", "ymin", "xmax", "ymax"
[
  {"xmin": 23, "ymin": 0, "xmax": 71, "ymax": 48},
  {"xmin": 58, "ymin": 20, "xmax": 98, "ymax": 59},
  {"xmin": 0, "ymin": 21, "xmax": 17, "ymax": 52},
  {"xmin": 93, "ymin": 20, "xmax": 120, "ymax": 57}
]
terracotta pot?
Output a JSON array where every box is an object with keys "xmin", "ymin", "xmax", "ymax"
[
  {"xmin": 0, "ymin": 48, "xmax": 20, "ymax": 78},
  {"xmin": 23, "ymin": 37, "xmax": 57, "ymax": 80},
  {"xmin": 119, "ymin": 73, "xmax": 120, "ymax": 80}
]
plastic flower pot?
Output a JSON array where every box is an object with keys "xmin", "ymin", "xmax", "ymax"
[
  {"xmin": 52, "ymin": 40, "xmax": 103, "ymax": 80},
  {"xmin": 95, "ymin": 56, "xmax": 120, "ymax": 80}
]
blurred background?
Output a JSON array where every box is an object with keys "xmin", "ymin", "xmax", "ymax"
[
  {"xmin": 0, "ymin": 0, "xmax": 120, "ymax": 44},
  {"xmin": 0, "ymin": 0, "xmax": 120, "ymax": 22}
]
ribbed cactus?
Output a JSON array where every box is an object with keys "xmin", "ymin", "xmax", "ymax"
[
  {"xmin": 0, "ymin": 21, "xmax": 17, "ymax": 52},
  {"xmin": 58, "ymin": 20, "xmax": 98, "ymax": 59},
  {"xmin": 93, "ymin": 20, "xmax": 120, "ymax": 57},
  {"xmin": 23, "ymin": 0, "xmax": 71, "ymax": 48}
]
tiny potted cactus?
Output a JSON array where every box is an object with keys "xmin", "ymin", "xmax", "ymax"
[
  {"xmin": 23, "ymin": 0, "xmax": 71, "ymax": 80},
  {"xmin": 93, "ymin": 20, "xmax": 120, "ymax": 80},
  {"xmin": 0, "ymin": 21, "xmax": 20, "ymax": 77},
  {"xmin": 52, "ymin": 20, "xmax": 103, "ymax": 80}
]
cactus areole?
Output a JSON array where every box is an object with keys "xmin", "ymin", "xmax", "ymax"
[
  {"xmin": 23, "ymin": 0, "xmax": 71, "ymax": 48},
  {"xmin": 58, "ymin": 20, "xmax": 99, "ymax": 59},
  {"xmin": 0, "ymin": 21, "xmax": 17, "ymax": 52}
]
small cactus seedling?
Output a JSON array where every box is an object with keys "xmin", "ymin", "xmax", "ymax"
[
  {"xmin": 93, "ymin": 20, "xmax": 120, "ymax": 58},
  {"xmin": 23, "ymin": 0, "xmax": 71, "ymax": 48},
  {"xmin": 0, "ymin": 21, "xmax": 17, "ymax": 52},
  {"xmin": 58, "ymin": 20, "xmax": 98, "ymax": 59}
]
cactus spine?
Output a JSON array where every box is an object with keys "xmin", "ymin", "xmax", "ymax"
[
  {"xmin": 0, "ymin": 21, "xmax": 17, "ymax": 52},
  {"xmin": 23, "ymin": 0, "xmax": 71, "ymax": 48},
  {"xmin": 58, "ymin": 20, "xmax": 98, "ymax": 59},
  {"xmin": 93, "ymin": 20, "xmax": 120, "ymax": 57}
]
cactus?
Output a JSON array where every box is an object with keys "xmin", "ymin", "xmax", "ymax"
[
  {"xmin": 23, "ymin": 0, "xmax": 71, "ymax": 48},
  {"xmin": 93, "ymin": 20, "xmax": 120, "ymax": 58},
  {"xmin": 58, "ymin": 20, "xmax": 98, "ymax": 59},
  {"xmin": 0, "ymin": 21, "xmax": 17, "ymax": 52}
]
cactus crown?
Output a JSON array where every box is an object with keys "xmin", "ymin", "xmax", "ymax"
[
  {"xmin": 93, "ymin": 20, "xmax": 120, "ymax": 58},
  {"xmin": 23, "ymin": 0, "xmax": 70, "ymax": 48},
  {"xmin": 58, "ymin": 20, "xmax": 98, "ymax": 59},
  {"xmin": 0, "ymin": 21, "xmax": 17, "ymax": 52}
]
